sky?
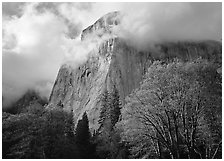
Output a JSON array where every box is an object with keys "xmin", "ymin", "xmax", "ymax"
[{"xmin": 2, "ymin": 2, "xmax": 222, "ymax": 107}]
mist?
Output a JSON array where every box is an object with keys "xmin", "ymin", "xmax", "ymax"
[
  {"xmin": 2, "ymin": 2, "xmax": 221, "ymax": 107},
  {"xmin": 114, "ymin": 2, "xmax": 221, "ymax": 50}
]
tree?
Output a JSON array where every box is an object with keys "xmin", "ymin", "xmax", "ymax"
[
  {"xmin": 75, "ymin": 112, "xmax": 95, "ymax": 158},
  {"xmin": 110, "ymin": 86, "xmax": 122, "ymax": 127},
  {"xmin": 3, "ymin": 107, "xmax": 78, "ymax": 159},
  {"xmin": 96, "ymin": 87, "xmax": 123, "ymax": 158},
  {"xmin": 75, "ymin": 112, "xmax": 91, "ymax": 145},
  {"xmin": 2, "ymin": 111, "xmax": 47, "ymax": 158},
  {"xmin": 118, "ymin": 59, "xmax": 221, "ymax": 159},
  {"xmin": 98, "ymin": 87, "xmax": 122, "ymax": 130},
  {"xmin": 98, "ymin": 89, "xmax": 109, "ymax": 127},
  {"xmin": 43, "ymin": 109, "xmax": 77, "ymax": 159}
]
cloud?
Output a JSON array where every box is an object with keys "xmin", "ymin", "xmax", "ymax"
[
  {"xmin": 2, "ymin": 2, "xmax": 26, "ymax": 18},
  {"xmin": 2, "ymin": 2, "xmax": 103, "ymax": 107},
  {"xmin": 114, "ymin": 2, "xmax": 221, "ymax": 49},
  {"xmin": 2, "ymin": 2, "xmax": 222, "ymax": 107}
]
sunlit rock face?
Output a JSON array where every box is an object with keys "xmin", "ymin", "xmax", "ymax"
[
  {"xmin": 48, "ymin": 11, "xmax": 222, "ymax": 132},
  {"xmin": 48, "ymin": 37, "xmax": 153, "ymax": 131}
]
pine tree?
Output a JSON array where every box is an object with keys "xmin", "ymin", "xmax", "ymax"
[
  {"xmin": 99, "ymin": 87, "xmax": 121, "ymax": 129},
  {"xmin": 75, "ymin": 112, "xmax": 95, "ymax": 158},
  {"xmin": 98, "ymin": 90, "xmax": 109, "ymax": 126},
  {"xmin": 110, "ymin": 87, "xmax": 121, "ymax": 127},
  {"xmin": 96, "ymin": 86, "xmax": 123, "ymax": 158},
  {"xmin": 75, "ymin": 112, "xmax": 91, "ymax": 145}
]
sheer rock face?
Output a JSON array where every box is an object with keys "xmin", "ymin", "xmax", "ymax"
[
  {"xmin": 48, "ymin": 12, "xmax": 222, "ymax": 132},
  {"xmin": 48, "ymin": 38, "xmax": 153, "ymax": 131}
]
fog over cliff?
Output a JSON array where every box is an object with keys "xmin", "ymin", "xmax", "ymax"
[{"xmin": 2, "ymin": 2, "xmax": 221, "ymax": 107}]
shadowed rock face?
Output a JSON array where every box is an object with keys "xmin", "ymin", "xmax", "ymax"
[{"xmin": 48, "ymin": 12, "xmax": 222, "ymax": 132}]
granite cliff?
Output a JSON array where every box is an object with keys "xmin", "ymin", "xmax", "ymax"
[{"xmin": 48, "ymin": 12, "xmax": 222, "ymax": 132}]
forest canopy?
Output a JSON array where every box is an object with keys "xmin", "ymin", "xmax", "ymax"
[{"xmin": 118, "ymin": 59, "xmax": 222, "ymax": 159}]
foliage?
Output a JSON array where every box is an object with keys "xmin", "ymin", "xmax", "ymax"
[
  {"xmin": 110, "ymin": 87, "xmax": 122, "ymax": 127},
  {"xmin": 3, "ymin": 106, "xmax": 77, "ymax": 159},
  {"xmin": 43, "ymin": 109, "xmax": 77, "ymax": 158},
  {"xmin": 3, "ymin": 90, "xmax": 48, "ymax": 114},
  {"xmin": 75, "ymin": 112, "xmax": 96, "ymax": 158},
  {"xmin": 3, "ymin": 112, "xmax": 45, "ymax": 158},
  {"xmin": 98, "ymin": 87, "xmax": 122, "ymax": 130},
  {"xmin": 118, "ymin": 59, "xmax": 222, "ymax": 159},
  {"xmin": 98, "ymin": 89, "xmax": 109, "ymax": 126},
  {"xmin": 96, "ymin": 86, "xmax": 127, "ymax": 158}
]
